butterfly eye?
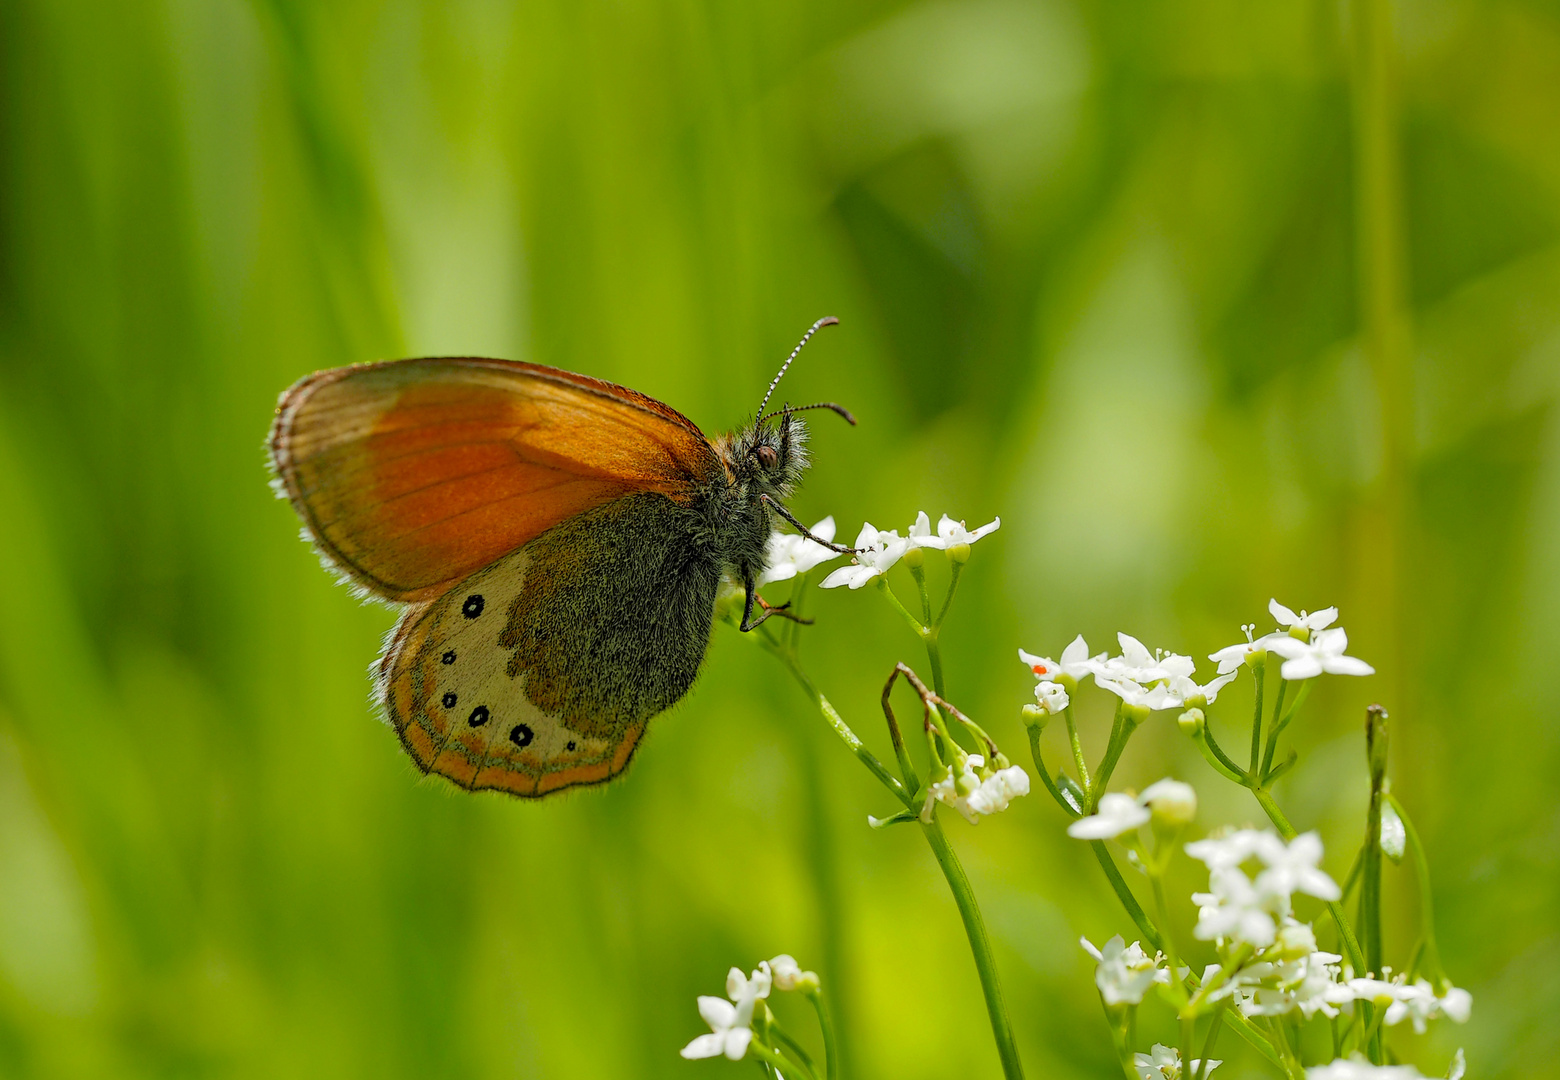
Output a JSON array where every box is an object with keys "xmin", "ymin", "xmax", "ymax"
[{"xmin": 755, "ymin": 445, "xmax": 778, "ymax": 468}]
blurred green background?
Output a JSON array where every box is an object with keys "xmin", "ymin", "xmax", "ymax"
[{"xmin": 1, "ymin": 0, "xmax": 1556, "ymax": 1076}]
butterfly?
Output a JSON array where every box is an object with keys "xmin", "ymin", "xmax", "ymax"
[{"xmin": 267, "ymin": 318, "xmax": 853, "ymax": 798}]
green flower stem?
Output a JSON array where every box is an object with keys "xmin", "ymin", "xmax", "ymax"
[
  {"xmin": 1262, "ymin": 678, "xmax": 1289, "ymax": 772},
  {"xmin": 1262, "ymin": 680, "xmax": 1311, "ymax": 778},
  {"xmin": 1190, "ymin": 721, "xmax": 1248, "ymax": 784},
  {"xmin": 766, "ymin": 1014, "xmax": 819, "ymax": 1080},
  {"xmin": 1063, "ymin": 703, "xmax": 1092, "ymax": 795},
  {"xmin": 935, "ymin": 558, "xmax": 964, "ymax": 629},
  {"xmin": 1249, "ymin": 661, "xmax": 1266, "ymax": 774},
  {"xmin": 749, "ymin": 1038, "xmax": 811, "ymax": 1080},
  {"xmin": 1108, "ymin": 1012, "xmax": 1140, "ymax": 1080},
  {"xmin": 1028, "ymin": 726, "xmax": 1079, "ymax": 817},
  {"xmin": 763, "ymin": 639, "xmax": 915, "ymax": 810},
  {"xmin": 1194, "ymin": 1006, "xmax": 1227, "ymax": 1080},
  {"xmin": 1361, "ymin": 794, "xmax": 1385, "ymax": 978},
  {"xmin": 1150, "ymin": 871, "xmax": 1194, "ymax": 1069},
  {"xmin": 876, "ymin": 577, "xmax": 928, "ymax": 638},
  {"xmin": 1091, "ymin": 841, "xmax": 1163, "ymax": 950},
  {"xmin": 806, "ymin": 989, "xmax": 839, "ymax": 1080},
  {"xmin": 1252, "ymin": 787, "xmax": 1367, "ymax": 975},
  {"xmin": 909, "ymin": 560, "xmax": 933, "ymax": 624},
  {"xmin": 920, "ymin": 815, "xmax": 1026, "ymax": 1080},
  {"xmin": 1386, "ymin": 792, "xmax": 1445, "ymax": 985},
  {"xmin": 1186, "ymin": 944, "xmax": 1253, "ymax": 1016},
  {"xmin": 1088, "ymin": 706, "xmax": 1136, "ymax": 811},
  {"xmin": 1221, "ymin": 1008, "xmax": 1285, "ymax": 1070}
]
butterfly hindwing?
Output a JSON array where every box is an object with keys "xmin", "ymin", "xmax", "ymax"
[{"xmin": 381, "ymin": 491, "xmax": 722, "ymax": 797}]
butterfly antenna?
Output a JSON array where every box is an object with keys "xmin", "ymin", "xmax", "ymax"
[
  {"xmin": 755, "ymin": 316, "xmax": 839, "ymax": 420},
  {"xmin": 760, "ymin": 401, "xmax": 856, "ymax": 426}
]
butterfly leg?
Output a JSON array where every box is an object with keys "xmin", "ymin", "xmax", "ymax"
[
  {"xmin": 760, "ymin": 495, "xmax": 858, "ymax": 553},
  {"xmin": 738, "ymin": 577, "xmax": 815, "ymax": 632}
]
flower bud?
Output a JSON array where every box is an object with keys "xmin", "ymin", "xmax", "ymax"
[
  {"xmin": 1177, "ymin": 708, "xmax": 1205, "ymax": 735},
  {"xmin": 769, "ymin": 954, "xmax": 820, "ymax": 993},
  {"xmin": 903, "ymin": 545, "xmax": 925, "ymax": 570},
  {"xmin": 1366, "ymin": 704, "xmax": 1389, "ymax": 787},
  {"xmin": 1121, "ymin": 702, "xmax": 1151, "ymax": 729},
  {"xmin": 1021, "ymin": 703, "xmax": 1051, "ymax": 731},
  {"xmin": 947, "ymin": 541, "xmax": 972, "ymax": 564},
  {"xmin": 1140, "ymin": 779, "xmax": 1197, "ymax": 829},
  {"xmin": 1033, "ymin": 680, "xmax": 1069, "ymax": 716},
  {"xmin": 1275, "ymin": 920, "xmax": 1317, "ymax": 960}
]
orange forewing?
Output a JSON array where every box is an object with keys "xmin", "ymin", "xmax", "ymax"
[{"xmin": 268, "ymin": 358, "xmax": 722, "ymax": 601}]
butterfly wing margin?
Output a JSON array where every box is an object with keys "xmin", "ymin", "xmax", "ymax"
[{"xmin": 269, "ymin": 357, "xmax": 724, "ymax": 602}]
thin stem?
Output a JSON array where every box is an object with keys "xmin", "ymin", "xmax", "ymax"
[
  {"xmin": 935, "ymin": 558, "xmax": 964, "ymax": 629},
  {"xmin": 1262, "ymin": 679, "xmax": 1289, "ymax": 773},
  {"xmin": 748, "ymin": 1039, "xmax": 810, "ymax": 1080},
  {"xmin": 762, "ymin": 639, "xmax": 914, "ymax": 809},
  {"xmin": 909, "ymin": 560, "xmax": 933, "ymax": 624},
  {"xmin": 1091, "ymin": 840, "xmax": 1163, "ymax": 950},
  {"xmin": 1249, "ymin": 662, "xmax": 1267, "ymax": 774},
  {"xmin": 1029, "ymin": 726, "xmax": 1080, "ymax": 817},
  {"xmin": 1089, "ymin": 705, "xmax": 1137, "ymax": 810},
  {"xmin": 1191, "ymin": 719, "xmax": 1249, "ymax": 784},
  {"xmin": 880, "ymin": 669, "xmax": 923, "ymax": 795},
  {"xmin": 1262, "ymin": 680, "xmax": 1312, "ymax": 779},
  {"xmin": 1194, "ymin": 1007, "xmax": 1226, "ymax": 1080},
  {"xmin": 920, "ymin": 816, "xmax": 1025, "ymax": 1080},
  {"xmin": 767, "ymin": 1018, "xmax": 818, "ymax": 1080},
  {"xmin": 1063, "ymin": 702, "xmax": 1092, "ymax": 795},
  {"xmin": 1387, "ymin": 792, "xmax": 1445, "ymax": 985},
  {"xmin": 876, "ymin": 577, "xmax": 928, "ymax": 638},
  {"xmin": 807, "ymin": 989, "xmax": 838, "ymax": 1080}
]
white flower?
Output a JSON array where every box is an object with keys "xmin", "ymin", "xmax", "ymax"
[
  {"xmin": 1379, "ymin": 978, "xmax": 1472, "ymax": 1033},
  {"xmin": 1019, "ymin": 635, "xmax": 1104, "ymax": 684},
  {"xmin": 1209, "ymin": 624, "xmax": 1272, "ymax": 675},
  {"xmin": 925, "ymin": 755, "xmax": 1028, "ymax": 822},
  {"xmin": 966, "ymin": 764, "xmax": 1030, "ymax": 816},
  {"xmin": 1091, "ymin": 633, "xmax": 1233, "ymax": 710},
  {"xmin": 1265, "ymin": 627, "xmax": 1375, "ymax": 680},
  {"xmin": 1270, "ymin": 599, "xmax": 1339, "ymax": 635},
  {"xmin": 1033, "ymin": 680, "xmax": 1070, "ymax": 714},
  {"xmin": 1081, "ymin": 935, "xmax": 1171, "ymax": 1006},
  {"xmin": 1307, "ymin": 1060, "xmax": 1426, "ymax": 1079},
  {"xmin": 757, "ymin": 516, "xmax": 842, "ymax": 585},
  {"xmin": 1140, "ymin": 778, "xmax": 1197, "ymax": 828},
  {"xmin": 1134, "ymin": 1043, "xmax": 1221, "ymax": 1079},
  {"xmin": 819, "ymin": 522, "xmax": 908, "ymax": 589},
  {"xmin": 908, "ymin": 511, "xmax": 1001, "ymax": 549},
  {"xmin": 1068, "ymin": 792, "xmax": 1151, "ymax": 839},
  {"xmin": 681, "ymin": 964, "xmax": 771, "ymax": 1061},
  {"xmin": 1185, "ymin": 831, "xmax": 1339, "ymax": 948},
  {"xmin": 768, "ymin": 954, "xmax": 819, "ymax": 993}
]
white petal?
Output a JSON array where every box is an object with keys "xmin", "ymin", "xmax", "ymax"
[
  {"xmin": 1322, "ymin": 656, "xmax": 1375, "ymax": 677},
  {"xmin": 810, "ymin": 516, "xmax": 837, "ymax": 543},
  {"xmin": 1305, "ymin": 606, "xmax": 1339, "ymax": 630},
  {"xmin": 704, "ymin": 992, "xmax": 739, "ymax": 1026},
  {"xmin": 722, "ymin": 1027, "xmax": 753, "ymax": 1060},
  {"xmin": 1269, "ymin": 599, "xmax": 1301, "ymax": 626},
  {"xmin": 1280, "ymin": 656, "xmax": 1325, "ymax": 680},
  {"xmin": 1060, "ymin": 635, "xmax": 1090, "ymax": 666},
  {"xmin": 680, "ymin": 1033, "xmax": 727, "ymax": 1059}
]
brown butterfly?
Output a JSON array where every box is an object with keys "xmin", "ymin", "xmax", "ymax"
[{"xmin": 267, "ymin": 318, "xmax": 852, "ymax": 797}]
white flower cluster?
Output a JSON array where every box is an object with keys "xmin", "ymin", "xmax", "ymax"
[
  {"xmin": 1080, "ymin": 934, "xmax": 1174, "ymax": 1006},
  {"xmin": 1208, "ymin": 600, "xmax": 1375, "ymax": 681},
  {"xmin": 757, "ymin": 516, "xmax": 842, "ymax": 586},
  {"xmin": 1018, "ymin": 633, "xmax": 1238, "ymax": 716},
  {"xmin": 922, "ymin": 753, "xmax": 1030, "ymax": 824},
  {"xmin": 819, "ymin": 510, "xmax": 999, "ymax": 589},
  {"xmin": 1177, "ymin": 831, "xmax": 1472, "ymax": 1032},
  {"xmin": 1185, "ymin": 829, "xmax": 1342, "ymax": 948},
  {"xmin": 680, "ymin": 955, "xmax": 820, "ymax": 1062}
]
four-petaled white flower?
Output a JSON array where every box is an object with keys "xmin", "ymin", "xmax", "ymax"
[
  {"xmin": 1033, "ymin": 680, "xmax": 1069, "ymax": 714},
  {"xmin": 1209, "ymin": 624, "xmax": 1271, "ymax": 675},
  {"xmin": 757, "ymin": 516, "xmax": 842, "ymax": 585},
  {"xmin": 1307, "ymin": 1060, "xmax": 1426, "ymax": 1079},
  {"xmin": 1019, "ymin": 635, "xmax": 1104, "ymax": 686},
  {"xmin": 1269, "ymin": 599, "xmax": 1339, "ymax": 635},
  {"xmin": 819, "ymin": 523, "xmax": 908, "ymax": 589},
  {"xmin": 681, "ymin": 963, "xmax": 772, "ymax": 1061},
  {"xmin": 1139, "ymin": 778, "xmax": 1198, "ymax": 828},
  {"xmin": 1186, "ymin": 830, "xmax": 1340, "ymax": 947},
  {"xmin": 1081, "ymin": 935, "xmax": 1171, "ymax": 1006},
  {"xmin": 1068, "ymin": 792, "xmax": 1151, "ymax": 839},
  {"xmin": 1134, "ymin": 1043, "xmax": 1221, "ymax": 1079},
  {"xmin": 908, "ymin": 510, "xmax": 1001, "ymax": 550},
  {"xmin": 1265, "ymin": 627, "xmax": 1374, "ymax": 680},
  {"xmin": 966, "ymin": 763, "xmax": 1031, "ymax": 816}
]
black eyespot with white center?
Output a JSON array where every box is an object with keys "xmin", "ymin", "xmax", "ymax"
[
  {"xmin": 441, "ymin": 650, "xmax": 456, "ymax": 665},
  {"xmin": 467, "ymin": 705, "xmax": 489, "ymax": 728},
  {"xmin": 441, "ymin": 691, "xmax": 457, "ymax": 709},
  {"xmin": 462, "ymin": 594, "xmax": 484, "ymax": 619},
  {"xmin": 509, "ymin": 724, "xmax": 534, "ymax": 748},
  {"xmin": 566, "ymin": 740, "xmax": 576, "ymax": 752}
]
